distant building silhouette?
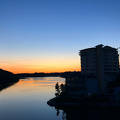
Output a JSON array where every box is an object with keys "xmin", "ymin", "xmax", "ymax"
[
  {"xmin": 79, "ymin": 44, "xmax": 119, "ymax": 73},
  {"xmin": 64, "ymin": 44, "xmax": 119, "ymax": 97},
  {"xmin": 79, "ymin": 44, "xmax": 119, "ymax": 94},
  {"xmin": 79, "ymin": 44, "xmax": 119, "ymax": 92}
]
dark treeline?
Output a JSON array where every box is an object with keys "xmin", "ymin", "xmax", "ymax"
[
  {"xmin": 16, "ymin": 71, "xmax": 120, "ymax": 80},
  {"xmin": 0, "ymin": 69, "xmax": 19, "ymax": 91},
  {"xmin": 16, "ymin": 71, "xmax": 81, "ymax": 78}
]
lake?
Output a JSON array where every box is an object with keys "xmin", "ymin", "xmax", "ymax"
[
  {"xmin": 1, "ymin": 77, "xmax": 120, "ymax": 120},
  {"xmin": 0, "ymin": 77, "xmax": 65, "ymax": 120}
]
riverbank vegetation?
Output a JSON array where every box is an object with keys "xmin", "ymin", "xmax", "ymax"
[{"xmin": 0, "ymin": 69, "xmax": 19, "ymax": 91}]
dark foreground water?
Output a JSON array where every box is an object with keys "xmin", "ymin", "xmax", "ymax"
[{"xmin": 0, "ymin": 77, "xmax": 120, "ymax": 120}]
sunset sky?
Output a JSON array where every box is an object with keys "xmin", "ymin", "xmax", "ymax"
[{"xmin": 0, "ymin": 0, "xmax": 120, "ymax": 73}]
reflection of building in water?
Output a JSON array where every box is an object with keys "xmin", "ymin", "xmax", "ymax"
[
  {"xmin": 65, "ymin": 44, "xmax": 119, "ymax": 96},
  {"xmin": 57, "ymin": 108, "xmax": 120, "ymax": 120}
]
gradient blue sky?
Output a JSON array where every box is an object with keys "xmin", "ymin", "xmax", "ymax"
[{"xmin": 0, "ymin": 0, "xmax": 120, "ymax": 73}]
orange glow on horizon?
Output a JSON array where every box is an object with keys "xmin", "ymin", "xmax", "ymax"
[
  {"xmin": 0, "ymin": 58, "xmax": 81, "ymax": 73},
  {"xmin": 1, "ymin": 65, "xmax": 81, "ymax": 74}
]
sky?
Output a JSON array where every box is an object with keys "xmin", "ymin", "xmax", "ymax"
[{"xmin": 0, "ymin": 0, "xmax": 120, "ymax": 73}]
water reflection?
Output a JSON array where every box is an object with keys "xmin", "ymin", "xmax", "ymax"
[
  {"xmin": 55, "ymin": 107, "xmax": 120, "ymax": 120},
  {"xmin": 1, "ymin": 77, "xmax": 120, "ymax": 120},
  {"xmin": 0, "ymin": 77, "xmax": 65, "ymax": 120}
]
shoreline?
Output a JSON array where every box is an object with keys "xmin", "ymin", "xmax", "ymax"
[
  {"xmin": 0, "ymin": 77, "xmax": 19, "ymax": 91},
  {"xmin": 47, "ymin": 96, "xmax": 120, "ymax": 109}
]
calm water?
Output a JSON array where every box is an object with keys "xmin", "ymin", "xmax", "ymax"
[
  {"xmin": 1, "ymin": 77, "xmax": 120, "ymax": 120},
  {"xmin": 0, "ymin": 77, "xmax": 65, "ymax": 120}
]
